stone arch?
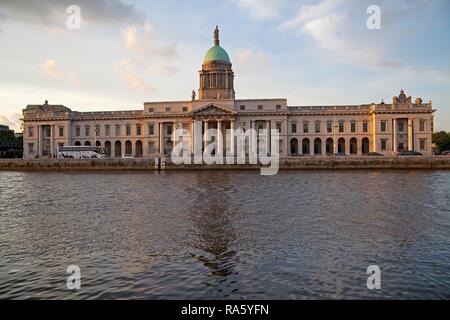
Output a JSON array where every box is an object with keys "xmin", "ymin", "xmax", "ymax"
[
  {"xmin": 350, "ymin": 138, "xmax": 357, "ymax": 155},
  {"xmin": 115, "ymin": 140, "xmax": 122, "ymax": 157},
  {"xmin": 125, "ymin": 140, "xmax": 132, "ymax": 156},
  {"xmin": 362, "ymin": 138, "xmax": 370, "ymax": 155},
  {"xmin": 326, "ymin": 138, "xmax": 333, "ymax": 155},
  {"xmin": 135, "ymin": 140, "xmax": 143, "ymax": 157},
  {"xmin": 314, "ymin": 138, "xmax": 322, "ymax": 155},
  {"xmin": 290, "ymin": 138, "xmax": 298, "ymax": 156},
  {"xmin": 104, "ymin": 141, "xmax": 111, "ymax": 157},
  {"xmin": 302, "ymin": 138, "xmax": 310, "ymax": 155},
  {"xmin": 338, "ymin": 138, "xmax": 345, "ymax": 154}
]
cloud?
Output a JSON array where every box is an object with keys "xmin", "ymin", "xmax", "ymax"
[
  {"xmin": 235, "ymin": 48, "xmax": 270, "ymax": 74},
  {"xmin": 236, "ymin": 0, "xmax": 282, "ymax": 20},
  {"xmin": 121, "ymin": 23, "xmax": 177, "ymax": 60},
  {"xmin": 115, "ymin": 23, "xmax": 178, "ymax": 92},
  {"xmin": 281, "ymin": 0, "xmax": 383, "ymax": 67},
  {"xmin": 0, "ymin": 113, "xmax": 22, "ymax": 132},
  {"xmin": 0, "ymin": 0, "xmax": 145, "ymax": 28},
  {"xmin": 41, "ymin": 59, "xmax": 81, "ymax": 86},
  {"xmin": 114, "ymin": 59, "xmax": 154, "ymax": 93}
]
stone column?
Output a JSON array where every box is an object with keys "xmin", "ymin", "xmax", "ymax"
[
  {"xmin": 322, "ymin": 139, "xmax": 327, "ymax": 156},
  {"xmin": 50, "ymin": 125, "xmax": 54, "ymax": 158},
  {"xmin": 190, "ymin": 121, "xmax": 195, "ymax": 155},
  {"xmin": 37, "ymin": 125, "xmax": 42, "ymax": 158},
  {"xmin": 408, "ymin": 118, "xmax": 414, "ymax": 151},
  {"xmin": 230, "ymin": 120, "xmax": 235, "ymax": 157},
  {"xmin": 159, "ymin": 122, "xmax": 164, "ymax": 156},
  {"xmin": 250, "ymin": 121, "xmax": 256, "ymax": 159},
  {"xmin": 204, "ymin": 120, "xmax": 209, "ymax": 151},
  {"xmin": 217, "ymin": 120, "xmax": 223, "ymax": 157},
  {"xmin": 265, "ymin": 120, "xmax": 271, "ymax": 156},
  {"xmin": 392, "ymin": 119, "xmax": 397, "ymax": 154}
]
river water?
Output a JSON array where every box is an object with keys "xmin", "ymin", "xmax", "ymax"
[{"xmin": 0, "ymin": 170, "xmax": 449, "ymax": 299}]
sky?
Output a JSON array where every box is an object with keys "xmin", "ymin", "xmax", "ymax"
[{"xmin": 0, "ymin": 0, "xmax": 449, "ymax": 132}]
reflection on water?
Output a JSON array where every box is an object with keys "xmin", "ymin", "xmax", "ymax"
[{"xmin": 0, "ymin": 170, "xmax": 449, "ymax": 299}]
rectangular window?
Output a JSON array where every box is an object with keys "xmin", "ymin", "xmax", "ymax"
[
  {"xmin": 182, "ymin": 107, "xmax": 188, "ymax": 112},
  {"xmin": 240, "ymin": 105, "xmax": 246, "ymax": 110},
  {"xmin": 276, "ymin": 122, "xmax": 282, "ymax": 133},
  {"xmin": 28, "ymin": 127, "xmax": 34, "ymax": 137},
  {"xmin": 136, "ymin": 125, "xmax": 142, "ymax": 136},
  {"xmin": 420, "ymin": 139, "xmax": 426, "ymax": 150},
  {"xmin": 148, "ymin": 108, "xmax": 154, "ymax": 113},
  {"xmin": 85, "ymin": 126, "xmax": 90, "ymax": 137},
  {"xmin": 381, "ymin": 139, "xmax": 387, "ymax": 150},
  {"xmin": 148, "ymin": 124, "xmax": 155, "ymax": 136},
  {"xmin": 126, "ymin": 126, "xmax": 131, "ymax": 136},
  {"xmin": 291, "ymin": 123, "xmax": 297, "ymax": 134},
  {"xmin": 339, "ymin": 122, "xmax": 344, "ymax": 133},
  {"xmin": 276, "ymin": 105, "xmax": 281, "ymax": 110},
  {"xmin": 165, "ymin": 107, "xmax": 171, "ymax": 112},
  {"xmin": 59, "ymin": 127, "xmax": 64, "ymax": 137},
  {"xmin": 398, "ymin": 121, "xmax": 405, "ymax": 132},
  {"xmin": 28, "ymin": 143, "xmax": 34, "ymax": 154},
  {"xmin": 351, "ymin": 122, "xmax": 356, "ymax": 133},
  {"xmin": 381, "ymin": 121, "xmax": 387, "ymax": 132},
  {"xmin": 75, "ymin": 127, "xmax": 80, "ymax": 137},
  {"xmin": 315, "ymin": 122, "xmax": 320, "ymax": 133},
  {"xmin": 167, "ymin": 125, "xmax": 173, "ymax": 135},
  {"xmin": 363, "ymin": 122, "xmax": 368, "ymax": 133},
  {"xmin": 327, "ymin": 122, "xmax": 332, "ymax": 133},
  {"xmin": 115, "ymin": 125, "xmax": 120, "ymax": 136},
  {"xmin": 303, "ymin": 122, "xmax": 309, "ymax": 134},
  {"xmin": 105, "ymin": 125, "xmax": 110, "ymax": 136},
  {"xmin": 258, "ymin": 105, "xmax": 263, "ymax": 110},
  {"xmin": 95, "ymin": 125, "xmax": 100, "ymax": 136},
  {"xmin": 148, "ymin": 142, "xmax": 155, "ymax": 153},
  {"xmin": 420, "ymin": 120, "xmax": 426, "ymax": 132}
]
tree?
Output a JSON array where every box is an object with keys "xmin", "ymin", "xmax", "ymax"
[{"xmin": 432, "ymin": 131, "xmax": 450, "ymax": 153}]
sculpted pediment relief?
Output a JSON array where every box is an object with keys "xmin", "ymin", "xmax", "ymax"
[{"xmin": 192, "ymin": 104, "xmax": 236, "ymax": 119}]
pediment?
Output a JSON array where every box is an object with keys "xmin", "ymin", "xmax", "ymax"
[{"xmin": 192, "ymin": 104, "xmax": 237, "ymax": 118}]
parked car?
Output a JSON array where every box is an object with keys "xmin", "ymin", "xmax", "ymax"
[
  {"xmin": 366, "ymin": 152, "xmax": 384, "ymax": 157},
  {"xmin": 398, "ymin": 151, "xmax": 423, "ymax": 156},
  {"xmin": 441, "ymin": 150, "xmax": 450, "ymax": 155}
]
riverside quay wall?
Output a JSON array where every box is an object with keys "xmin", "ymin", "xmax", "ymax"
[{"xmin": 1, "ymin": 157, "xmax": 450, "ymax": 171}]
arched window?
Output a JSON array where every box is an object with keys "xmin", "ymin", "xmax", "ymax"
[
  {"xmin": 326, "ymin": 138, "xmax": 333, "ymax": 155},
  {"xmin": 350, "ymin": 138, "xmax": 358, "ymax": 155},
  {"xmin": 338, "ymin": 138, "xmax": 345, "ymax": 154},
  {"xmin": 362, "ymin": 138, "xmax": 370, "ymax": 154},
  {"xmin": 125, "ymin": 140, "xmax": 132, "ymax": 156},
  {"xmin": 290, "ymin": 138, "xmax": 298, "ymax": 156},
  {"xmin": 96, "ymin": 141, "xmax": 101, "ymax": 147},
  {"xmin": 135, "ymin": 140, "xmax": 143, "ymax": 157},
  {"xmin": 104, "ymin": 141, "xmax": 111, "ymax": 157},
  {"xmin": 75, "ymin": 141, "xmax": 81, "ymax": 146},
  {"xmin": 115, "ymin": 141, "xmax": 122, "ymax": 157},
  {"xmin": 85, "ymin": 141, "xmax": 91, "ymax": 146},
  {"xmin": 314, "ymin": 138, "xmax": 322, "ymax": 155},
  {"xmin": 302, "ymin": 138, "xmax": 310, "ymax": 155}
]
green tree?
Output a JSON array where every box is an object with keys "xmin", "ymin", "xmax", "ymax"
[{"xmin": 432, "ymin": 131, "xmax": 450, "ymax": 153}]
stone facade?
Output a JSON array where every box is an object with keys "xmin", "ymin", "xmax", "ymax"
[{"xmin": 22, "ymin": 28, "xmax": 436, "ymax": 159}]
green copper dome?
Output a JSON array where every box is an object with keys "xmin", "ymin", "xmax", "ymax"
[
  {"xmin": 203, "ymin": 26, "xmax": 231, "ymax": 64},
  {"xmin": 204, "ymin": 45, "xmax": 230, "ymax": 63}
]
